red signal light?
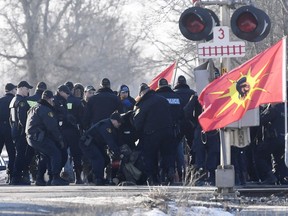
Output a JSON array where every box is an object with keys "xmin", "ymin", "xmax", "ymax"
[
  {"xmin": 179, "ymin": 7, "xmax": 220, "ymax": 41},
  {"xmin": 185, "ymin": 14, "xmax": 205, "ymax": 33},
  {"xmin": 236, "ymin": 12, "xmax": 257, "ymax": 33},
  {"xmin": 231, "ymin": 6, "xmax": 271, "ymax": 42}
]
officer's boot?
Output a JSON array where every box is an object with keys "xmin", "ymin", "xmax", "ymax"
[
  {"xmin": 6, "ymin": 169, "xmax": 11, "ymax": 184},
  {"xmin": 75, "ymin": 169, "xmax": 84, "ymax": 185},
  {"xmin": 207, "ymin": 170, "xmax": 215, "ymax": 186},
  {"xmin": 35, "ymin": 175, "xmax": 46, "ymax": 186},
  {"xmin": 235, "ymin": 172, "xmax": 241, "ymax": 186},
  {"xmin": 22, "ymin": 170, "xmax": 31, "ymax": 185},
  {"xmin": 195, "ymin": 168, "xmax": 206, "ymax": 186},
  {"xmin": 261, "ymin": 171, "xmax": 278, "ymax": 185},
  {"xmin": 46, "ymin": 174, "xmax": 53, "ymax": 186},
  {"xmin": 92, "ymin": 174, "xmax": 105, "ymax": 186},
  {"xmin": 240, "ymin": 171, "xmax": 247, "ymax": 185},
  {"xmin": 166, "ymin": 167, "xmax": 175, "ymax": 185},
  {"xmin": 177, "ymin": 168, "xmax": 183, "ymax": 183},
  {"xmin": 51, "ymin": 174, "xmax": 69, "ymax": 186}
]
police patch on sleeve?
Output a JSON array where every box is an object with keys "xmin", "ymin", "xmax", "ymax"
[
  {"xmin": 48, "ymin": 112, "xmax": 54, "ymax": 117},
  {"xmin": 106, "ymin": 128, "xmax": 112, "ymax": 133}
]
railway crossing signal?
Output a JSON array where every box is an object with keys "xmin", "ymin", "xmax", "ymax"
[{"xmin": 179, "ymin": 5, "xmax": 270, "ymax": 42}]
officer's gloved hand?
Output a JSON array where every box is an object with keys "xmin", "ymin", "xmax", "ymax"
[{"xmin": 110, "ymin": 148, "xmax": 121, "ymax": 160}]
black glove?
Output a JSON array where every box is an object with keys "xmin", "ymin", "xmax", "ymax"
[{"xmin": 111, "ymin": 149, "xmax": 121, "ymax": 160}]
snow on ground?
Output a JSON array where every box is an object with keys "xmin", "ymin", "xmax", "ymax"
[
  {"xmin": 0, "ymin": 170, "xmax": 233, "ymax": 215},
  {"xmin": 112, "ymin": 207, "xmax": 233, "ymax": 216}
]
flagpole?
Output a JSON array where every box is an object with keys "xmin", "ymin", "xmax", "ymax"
[
  {"xmin": 172, "ymin": 60, "xmax": 179, "ymax": 87},
  {"xmin": 282, "ymin": 36, "xmax": 288, "ymax": 168}
]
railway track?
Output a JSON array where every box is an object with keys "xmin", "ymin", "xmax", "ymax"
[{"xmin": 236, "ymin": 184, "xmax": 288, "ymax": 197}]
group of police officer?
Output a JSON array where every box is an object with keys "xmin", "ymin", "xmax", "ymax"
[{"xmin": 0, "ymin": 75, "xmax": 287, "ymax": 186}]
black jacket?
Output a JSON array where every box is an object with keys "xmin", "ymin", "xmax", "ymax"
[
  {"xmin": 0, "ymin": 93, "xmax": 14, "ymax": 123},
  {"xmin": 173, "ymin": 83, "xmax": 196, "ymax": 106},
  {"xmin": 64, "ymin": 95, "xmax": 84, "ymax": 128},
  {"xmin": 9, "ymin": 94, "xmax": 30, "ymax": 136},
  {"xmin": 133, "ymin": 90, "xmax": 173, "ymax": 135},
  {"xmin": 85, "ymin": 119, "xmax": 119, "ymax": 152},
  {"xmin": 83, "ymin": 87, "xmax": 123, "ymax": 128},
  {"xmin": 25, "ymin": 99, "xmax": 63, "ymax": 144},
  {"xmin": 156, "ymin": 86, "xmax": 184, "ymax": 125},
  {"xmin": 27, "ymin": 90, "xmax": 44, "ymax": 107}
]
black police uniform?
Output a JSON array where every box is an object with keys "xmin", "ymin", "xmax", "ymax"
[
  {"xmin": 53, "ymin": 93, "xmax": 69, "ymax": 169},
  {"xmin": 0, "ymin": 92, "xmax": 16, "ymax": 178},
  {"xmin": 9, "ymin": 94, "xmax": 34, "ymax": 184},
  {"xmin": 255, "ymin": 103, "xmax": 288, "ymax": 184},
  {"xmin": 26, "ymin": 89, "xmax": 45, "ymax": 181},
  {"xmin": 118, "ymin": 111, "xmax": 138, "ymax": 150},
  {"xmin": 185, "ymin": 95, "xmax": 220, "ymax": 185},
  {"xmin": 26, "ymin": 99, "xmax": 68, "ymax": 186},
  {"xmin": 27, "ymin": 90, "xmax": 44, "ymax": 107},
  {"xmin": 62, "ymin": 94, "xmax": 84, "ymax": 183},
  {"xmin": 133, "ymin": 90, "xmax": 174, "ymax": 184},
  {"xmin": 156, "ymin": 85, "xmax": 184, "ymax": 181},
  {"xmin": 80, "ymin": 119, "xmax": 120, "ymax": 185},
  {"xmin": 174, "ymin": 82, "xmax": 197, "ymax": 151},
  {"xmin": 83, "ymin": 87, "xmax": 123, "ymax": 129}
]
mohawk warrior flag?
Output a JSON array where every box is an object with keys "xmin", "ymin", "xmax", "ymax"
[
  {"xmin": 198, "ymin": 37, "xmax": 287, "ymax": 132},
  {"xmin": 148, "ymin": 62, "xmax": 176, "ymax": 90}
]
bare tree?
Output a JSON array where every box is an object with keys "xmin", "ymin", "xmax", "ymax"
[{"xmin": 0, "ymin": 0, "xmax": 151, "ymax": 91}]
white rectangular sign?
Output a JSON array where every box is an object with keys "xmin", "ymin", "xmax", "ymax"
[{"xmin": 198, "ymin": 26, "xmax": 246, "ymax": 58}]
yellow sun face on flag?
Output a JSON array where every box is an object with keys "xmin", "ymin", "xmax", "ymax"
[{"xmin": 210, "ymin": 63, "xmax": 269, "ymax": 117}]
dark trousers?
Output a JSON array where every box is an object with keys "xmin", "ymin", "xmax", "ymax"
[
  {"xmin": 192, "ymin": 126, "xmax": 220, "ymax": 173},
  {"xmin": 13, "ymin": 135, "xmax": 34, "ymax": 179},
  {"xmin": 80, "ymin": 142, "xmax": 108, "ymax": 179},
  {"xmin": 138, "ymin": 127, "xmax": 176, "ymax": 180},
  {"xmin": 27, "ymin": 137, "xmax": 62, "ymax": 176},
  {"xmin": 0, "ymin": 122, "xmax": 15, "ymax": 174},
  {"xmin": 62, "ymin": 127, "xmax": 82, "ymax": 172},
  {"xmin": 255, "ymin": 137, "xmax": 288, "ymax": 180}
]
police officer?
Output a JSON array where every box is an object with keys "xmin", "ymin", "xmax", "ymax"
[
  {"xmin": 53, "ymin": 85, "xmax": 72, "ymax": 182},
  {"xmin": 83, "ymin": 78, "xmax": 123, "ymax": 129},
  {"xmin": 26, "ymin": 90, "xmax": 69, "ymax": 186},
  {"xmin": 155, "ymin": 78, "xmax": 184, "ymax": 182},
  {"xmin": 9, "ymin": 81, "xmax": 34, "ymax": 185},
  {"xmin": 184, "ymin": 94, "xmax": 220, "ymax": 186},
  {"xmin": 65, "ymin": 81, "xmax": 74, "ymax": 95},
  {"xmin": 255, "ymin": 102, "xmax": 288, "ymax": 185},
  {"xmin": 80, "ymin": 112, "xmax": 122, "ymax": 185},
  {"xmin": 26, "ymin": 81, "xmax": 47, "ymax": 181},
  {"xmin": 173, "ymin": 76, "xmax": 197, "ymax": 168},
  {"xmin": 81, "ymin": 85, "xmax": 96, "ymax": 182},
  {"xmin": 173, "ymin": 76, "xmax": 196, "ymax": 105},
  {"xmin": 73, "ymin": 83, "xmax": 84, "ymax": 99},
  {"xmin": 83, "ymin": 85, "xmax": 96, "ymax": 105},
  {"xmin": 63, "ymin": 82, "xmax": 85, "ymax": 184},
  {"xmin": 133, "ymin": 83, "xmax": 174, "ymax": 185},
  {"xmin": 27, "ymin": 81, "xmax": 47, "ymax": 107},
  {"xmin": 0, "ymin": 83, "xmax": 17, "ymax": 183}
]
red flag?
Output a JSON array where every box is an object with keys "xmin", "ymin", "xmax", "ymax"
[
  {"xmin": 198, "ymin": 37, "xmax": 287, "ymax": 132},
  {"xmin": 148, "ymin": 62, "xmax": 176, "ymax": 90}
]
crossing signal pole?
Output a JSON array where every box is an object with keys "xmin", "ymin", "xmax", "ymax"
[{"xmin": 179, "ymin": 0, "xmax": 270, "ymax": 199}]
